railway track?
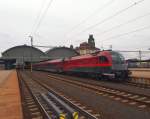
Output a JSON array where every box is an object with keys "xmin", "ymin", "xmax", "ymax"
[
  {"xmin": 45, "ymin": 73, "xmax": 150, "ymax": 110},
  {"xmin": 39, "ymin": 70, "xmax": 150, "ymax": 89},
  {"xmin": 34, "ymin": 69, "xmax": 150, "ymax": 89},
  {"xmin": 18, "ymin": 71, "xmax": 51, "ymax": 119},
  {"xmin": 18, "ymin": 71, "xmax": 101, "ymax": 119},
  {"xmin": 43, "ymin": 71, "xmax": 150, "ymax": 89},
  {"xmin": 124, "ymin": 81, "xmax": 150, "ymax": 89},
  {"xmin": 126, "ymin": 77, "xmax": 150, "ymax": 89}
]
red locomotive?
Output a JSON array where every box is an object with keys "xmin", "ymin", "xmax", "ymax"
[{"xmin": 33, "ymin": 50, "xmax": 129, "ymax": 80}]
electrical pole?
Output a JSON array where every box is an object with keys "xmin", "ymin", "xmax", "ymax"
[
  {"xmin": 29, "ymin": 35, "xmax": 33, "ymax": 72},
  {"xmin": 139, "ymin": 50, "xmax": 142, "ymax": 67},
  {"xmin": 101, "ymin": 42, "xmax": 104, "ymax": 51},
  {"xmin": 109, "ymin": 45, "xmax": 112, "ymax": 50}
]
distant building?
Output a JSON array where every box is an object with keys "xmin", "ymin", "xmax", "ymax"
[{"xmin": 75, "ymin": 34, "xmax": 100, "ymax": 55}]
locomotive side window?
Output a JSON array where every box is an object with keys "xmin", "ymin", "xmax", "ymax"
[{"xmin": 99, "ymin": 56, "xmax": 108, "ymax": 63}]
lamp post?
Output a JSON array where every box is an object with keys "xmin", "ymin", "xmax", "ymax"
[
  {"xmin": 139, "ymin": 50, "xmax": 142, "ymax": 67},
  {"xmin": 29, "ymin": 35, "xmax": 33, "ymax": 72}
]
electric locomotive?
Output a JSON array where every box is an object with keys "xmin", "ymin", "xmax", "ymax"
[{"xmin": 33, "ymin": 50, "xmax": 129, "ymax": 80}]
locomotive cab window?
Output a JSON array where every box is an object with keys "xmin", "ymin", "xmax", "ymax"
[{"xmin": 99, "ymin": 56, "xmax": 108, "ymax": 63}]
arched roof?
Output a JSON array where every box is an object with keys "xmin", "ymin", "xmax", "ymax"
[
  {"xmin": 46, "ymin": 47, "xmax": 79, "ymax": 59},
  {"xmin": 1, "ymin": 45, "xmax": 47, "ymax": 64},
  {"xmin": 2, "ymin": 45, "xmax": 45, "ymax": 55}
]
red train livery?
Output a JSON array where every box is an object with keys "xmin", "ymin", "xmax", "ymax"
[{"xmin": 33, "ymin": 50, "xmax": 129, "ymax": 80}]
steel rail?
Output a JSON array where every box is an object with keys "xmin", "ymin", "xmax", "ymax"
[
  {"xmin": 47, "ymin": 92, "xmax": 78, "ymax": 119},
  {"xmin": 49, "ymin": 72, "xmax": 150, "ymax": 91},
  {"xmin": 49, "ymin": 72, "xmax": 150, "ymax": 89},
  {"xmin": 22, "ymin": 71, "xmax": 99, "ymax": 119},
  {"xmin": 30, "ymin": 73, "xmax": 99, "ymax": 119},
  {"xmin": 41, "ymin": 93, "xmax": 66, "ymax": 119},
  {"xmin": 125, "ymin": 81, "xmax": 150, "ymax": 88},
  {"xmin": 20, "ymin": 71, "xmax": 67, "ymax": 119},
  {"xmin": 17, "ymin": 71, "xmax": 51, "ymax": 119},
  {"xmin": 47, "ymin": 74, "xmax": 150, "ymax": 108}
]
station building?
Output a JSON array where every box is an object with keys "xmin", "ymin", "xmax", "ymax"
[
  {"xmin": 75, "ymin": 34, "xmax": 100, "ymax": 55},
  {"xmin": 1, "ymin": 45, "xmax": 79, "ymax": 69},
  {"xmin": 1, "ymin": 45, "xmax": 48, "ymax": 68}
]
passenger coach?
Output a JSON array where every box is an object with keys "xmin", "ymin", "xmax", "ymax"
[{"xmin": 33, "ymin": 50, "xmax": 129, "ymax": 80}]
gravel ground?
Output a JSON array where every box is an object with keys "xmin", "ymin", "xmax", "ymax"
[
  {"xmin": 33, "ymin": 70, "xmax": 150, "ymax": 97},
  {"xmin": 28, "ymin": 71, "xmax": 150, "ymax": 119}
]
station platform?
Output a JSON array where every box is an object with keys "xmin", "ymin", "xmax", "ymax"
[{"xmin": 0, "ymin": 70, "xmax": 23, "ymax": 119}]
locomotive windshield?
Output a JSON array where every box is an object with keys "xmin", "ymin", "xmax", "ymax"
[{"xmin": 110, "ymin": 51, "xmax": 125, "ymax": 64}]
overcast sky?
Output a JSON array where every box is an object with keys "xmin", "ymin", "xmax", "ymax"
[{"xmin": 0, "ymin": 0, "xmax": 150, "ymax": 54}]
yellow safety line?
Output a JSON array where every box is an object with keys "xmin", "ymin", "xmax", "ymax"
[
  {"xmin": 59, "ymin": 113, "xmax": 66, "ymax": 119},
  {"xmin": 73, "ymin": 112, "xmax": 79, "ymax": 119}
]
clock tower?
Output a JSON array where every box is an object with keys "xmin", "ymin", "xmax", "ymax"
[{"xmin": 88, "ymin": 34, "xmax": 95, "ymax": 48}]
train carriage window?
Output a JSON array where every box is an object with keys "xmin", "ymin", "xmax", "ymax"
[{"xmin": 99, "ymin": 56, "xmax": 108, "ymax": 63}]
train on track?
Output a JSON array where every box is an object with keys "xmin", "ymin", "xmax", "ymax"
[{"xmin": 32, "ymin": 50, "xmax": 129, "ymax": 80}]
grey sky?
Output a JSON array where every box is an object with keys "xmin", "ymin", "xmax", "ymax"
[{"xmin": 0, "ymin": 0, "xmax": 150, "ymax": 54}]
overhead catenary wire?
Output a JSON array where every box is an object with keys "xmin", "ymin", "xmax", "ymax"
[
  {"xmin": 101, "ymin": 25, "xmax": 150, "ymax": 42},
  {"xmin": 66, "ymin": 0, "xmax": 115, "ymax": 35},
  {"xmin": 116, "ymin": 50, "xmax": 150, "ymax": 52},
  {"xmin": 80, "ymin": 0, "xmax": 145, "ymax": 33},
  {"xmin": 95, "ymin": 12, "xmax": 150, "ymax": 36},
  {"xmin": 30, "ymin": 0, "xmax": 47, "ymax": 35},
  {"xmin": 32, "ymin": 0, "xmax": 54, "ymax": 35},
  {"xmin": 33, "ymin": 45, "xmax": 56, "ymax": 48},
  {"xmin": 68, "ymin": 0, "xmax": 145, "ymax": 39}
]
